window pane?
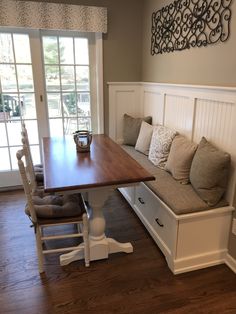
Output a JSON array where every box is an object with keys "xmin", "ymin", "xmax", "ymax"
[
  {"xmin": 0, "ymin": 123, "xmax": 7, "ymax": 146},
  {"xmin": 76, "ymin": 66, "xmax": 89, "ymax": 91},
  {"xmin": 7, "ymin": 121, "xmax": 22, "ymax": 146},
  {"xmin": 49, "ymin": 119, "xmax": 63, "ymax": 137},
  {"xmin": 1, "ymin": 94, "xmax": 18, "ymax": 120},
  {"xmin": 64, "ymin": 118, "xmax": 77, "ymax": 135},
  {"xmin": 63, "ymin": 93, "xmax": 76, "ymax": 117},
  {"xmin": 43, "ymin": 36, "xmax": 58, "ymax": 64},
  {"xmin": 77, "ymin": 93, "xmax": 90, "ymax": 116},
  {"xmin": 24, "ymin": 120, "xmax": 39, "ymax": 145},
  {"xmin": 30, "ymin": 145, "xmax": 41, "ymax": 165},
  {"xmin": 10, "ymin": 146, "xmax": 21, "ymax": 170},
  {"xmin": 0, "ymin": 65, "xmax": 17, "ymax": 92},
  {"xmin": 75, "ymin": 38, "xmax": 89, "ymax": 65},
  {"xmin": 21, "ymin": 93, "xmax": 36, "ymax": 119},
  {"xmin": 0, "ymin": 148, "xmax": 10, "ymax": 171},
  {"xmin": 47, "ymin": 93, "xmax": 61, "ymax": 117},
  {"xmin": 17, "ymin": 65, "xmax": 34, "ymax": 92},
  {"xmin": 59, "ymin": 37, "xmax": 74, "ymax": 64},
  {"xmin": 13, "ymin": 34, "xmax": 31, "ymax": 63},
  {"xmin": 61, "ymin": 66, "xmax": 75, "ymax": 91},
  {"xmin": 78, "ymin": 117, "xmax": 91, "ymax": 131},
  {"xmin": 0, "ymin": 33, "xmax": 14, "ymax": 63},
  {"xmin": 45, "ymin": 65, "xmax": 60, "ymax": 91}
]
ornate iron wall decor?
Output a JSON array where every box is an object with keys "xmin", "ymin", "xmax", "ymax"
[{"xmin": 151, "ymin": 0, "xmax": 232, "ymax": 55}]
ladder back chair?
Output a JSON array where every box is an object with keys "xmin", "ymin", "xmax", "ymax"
[
  {"xmin": 21, "ymin": 122, "xmax": 44, "ymax": 185},
  {"xmin": 16, "ymin": 147, "xmax": 90, "ymax": 273}
]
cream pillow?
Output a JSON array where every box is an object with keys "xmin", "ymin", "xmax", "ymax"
[
  {"xmin": 148, "ymin": 125, "xmax": 177, "ymax": 168},
  {"xmin": 135, "ymin": 121, "xmax": 153, "ymax": 155},
  {"xmin": 165, "ymin": 135, "xmax": 197, "ymax": 184}
]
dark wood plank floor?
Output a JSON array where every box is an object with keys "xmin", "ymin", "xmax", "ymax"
[{"xmin": 0, "ymin": 190, "xmax": 235, "ymax": 314}]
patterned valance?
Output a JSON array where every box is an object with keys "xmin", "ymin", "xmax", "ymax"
[{"xmin": 0, "ymin": 0, "xmax": 107, "ymax": 33}]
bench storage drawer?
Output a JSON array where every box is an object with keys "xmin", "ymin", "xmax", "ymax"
[{"xmin": 134, "ymin": 183, "xmax": 178, "ymax": 258}]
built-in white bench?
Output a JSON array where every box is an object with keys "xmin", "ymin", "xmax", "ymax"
[{"xmin": 108, "ymin": 82, "xmax": 236, "ymax": 274}]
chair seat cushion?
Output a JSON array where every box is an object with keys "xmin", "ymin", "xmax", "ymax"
[
  {"xmin": 25, "ymin": 193, "xmax": 85, "ymax": 218},
  {"xmin": 35, "ymin": 172, "xmax": 44, "ymax": 183}
]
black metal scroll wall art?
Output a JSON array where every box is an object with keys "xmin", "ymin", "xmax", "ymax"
[{"xmin": 151, "ymin": 0, "xmax": 232, "ymax": 55}]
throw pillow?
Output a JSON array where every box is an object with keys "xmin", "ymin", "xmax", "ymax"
[
  {"xmin": 165, "ymin": 135, "xmax": 197, "ymax": 184},
  {"xmin": 123, "ymin": 114, "xmax": 152, "ymax": 146},
  {"xmin": 190, "ymin": 137, "xmax": 231, "ymax": 206},
  {"xmin": 148, "ymin": 125, "xmax": 177, "ymax": 168},
  {"xmin": 135, "ymin": 121, "xmax": 154, "ymax": 155}
]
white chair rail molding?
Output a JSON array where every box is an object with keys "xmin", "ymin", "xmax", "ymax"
[{"xmin": 108, "ymin": 81, "xmax": 236, "ymax": 274}]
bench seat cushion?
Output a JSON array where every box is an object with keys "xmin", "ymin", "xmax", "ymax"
[{"xmin": 122, "ymin": 145, "xmax": 228, "ymax": 215}]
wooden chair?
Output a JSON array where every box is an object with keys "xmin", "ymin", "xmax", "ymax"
[
  {"xmin": 21, "ymin": 122, "xmax": 44, "ymax": 185},
  {"xmin": 16, "ymin": 147, "xmax": 90, "ymax": 273}
]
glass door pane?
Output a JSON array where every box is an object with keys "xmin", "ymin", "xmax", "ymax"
[
  {"xmin": 42, "ymin": 34, "xmax": 92, "ymax": 136},
  {"xmin": 0, "ymin": 32, "xmax": 40, "ymax": 172}
]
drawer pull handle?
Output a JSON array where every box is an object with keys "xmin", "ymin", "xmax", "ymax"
[
  {"xmin": 155, "ymin": 218, "xmax": 164, "ymax": 227},
  {"xmin": 138, "ymin": 197, "xmax": 145, "ymax": 204}
]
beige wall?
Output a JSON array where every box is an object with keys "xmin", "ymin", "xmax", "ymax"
[
  {"xmin": 24, "ymin": 0, "xmax": 144, "ymax": 133},
  {"xmin": 142, "ymin": 0, "xmax": 236, "ymax": 87}
]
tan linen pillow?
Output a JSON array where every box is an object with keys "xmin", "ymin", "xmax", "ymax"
[
  {"xmin": 123, "ymin": 114, "xmax": 152, "ymax": 146},
  {"xmin": 190, "ymin": 137, "xmax": 231, "ymax": 206},
  {"xmin": 135, "ymin": 121, "xmax": 153, "ymax": 155},
  {"xmin": 148, "ymin": 125, "xmax": 177, "ymax": 168},
  {"xmin": 165, "ymin": 135, "xmax": 197, "ymax": 184}
]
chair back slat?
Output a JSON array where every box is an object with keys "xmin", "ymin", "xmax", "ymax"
[{"xmin": 16, "ymin": 148, "xmax": 38, "ymax": 223}]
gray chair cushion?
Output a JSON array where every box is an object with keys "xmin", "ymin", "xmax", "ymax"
[
  {"xmin": 123, "ymin": 114, "xmax": 152, "ymax": 146},
  {"xmin": 25, "ymin": 193, "xmax": 84, "ymax": 218},
  {"xmin": 35, "ymin": 172, "xmax": 44, "ymax": 183},
  {"xmin": 190, "ymin": 137, "xmax": 231, "ymax": 206}
]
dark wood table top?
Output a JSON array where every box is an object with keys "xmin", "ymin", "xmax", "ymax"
[{"xmin": 42, "ymin": 134, "xmax": 155, "ymax": 193}]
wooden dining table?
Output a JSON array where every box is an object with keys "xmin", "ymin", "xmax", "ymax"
[{"xmin": 42, "ymin": 134, "xmax": 155, "ymax": 266}]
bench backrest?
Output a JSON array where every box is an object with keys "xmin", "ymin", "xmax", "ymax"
[{"xmin": 109, "ymin": 82, "xmax": 236, "ymax": 206}]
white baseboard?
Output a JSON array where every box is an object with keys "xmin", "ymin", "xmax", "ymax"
[
  {"xmin": 173, "ymin": 250, "xmax": 227, "ymax": 274},
  {"xmin": 225, "ymin": 253, "xmax": 236, "ymax": 274}
]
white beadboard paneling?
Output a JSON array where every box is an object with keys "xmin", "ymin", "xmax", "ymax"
[
  {"xmin": 193, "ymin": 99, "xmax": 236, "ymax": 204},
  {"xmin": 108, "ymin": 85, "xmax": 141, "ymax": 142},
  {"xmin": 164, "ymin": 95, "xmax": 194, "ymax": 139},
  {"xmin": 142, "ymin": 89, "xmax": 164, "ymax": 125},
  {"xmin": 193, "ymin": 99, "xmax": 234, "ymax": 151}
]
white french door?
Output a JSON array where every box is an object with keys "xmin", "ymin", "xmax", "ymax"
[{"xmin": 0, "ymin": 29, "xmax": 103, "ymax": 188}]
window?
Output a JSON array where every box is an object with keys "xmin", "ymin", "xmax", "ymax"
[{"xmin": 0, "ymin": 29, "xmax": 103, "ymax": 187}]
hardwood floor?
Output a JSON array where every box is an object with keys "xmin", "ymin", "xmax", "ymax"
[{"xmin": 0, "ymin": 190, "xmax": 235, "ymax": 314}]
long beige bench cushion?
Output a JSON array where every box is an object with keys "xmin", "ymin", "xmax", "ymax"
[{"xmin": 122, "ymin": 145, "xmax": 228, "ymax": 215}]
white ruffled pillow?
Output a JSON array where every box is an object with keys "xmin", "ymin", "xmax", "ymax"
[{"xmin": 148, "ymin": 125, "xmax": 177, "ymax": 168}]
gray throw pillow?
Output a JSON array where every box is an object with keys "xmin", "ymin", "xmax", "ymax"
[
  {"xmin": 190, "ymin": 137, "xmax": 231, "ymax": 206},
  {"xmin": 123, "ymin": 114, "xmax": 152, "ymax": 146},
  {"xmin": 165, "ymin": 135, "xmax": 197, "ymax": 184}
]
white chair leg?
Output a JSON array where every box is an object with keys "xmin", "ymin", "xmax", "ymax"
[
  {"xmin": 35, "ymin": 225, "xmax": 44, "ymax": 273},
  {"xmin": 82, "ymin": 213, "xmax": 90, "ymax": 267}
]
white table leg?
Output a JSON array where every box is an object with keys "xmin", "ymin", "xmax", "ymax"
[{"xmin": 60, "ymin": 189, "xmax": 133, "ymax": 266}]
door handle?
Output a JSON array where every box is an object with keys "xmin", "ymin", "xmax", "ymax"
[
  {"xmin": 138, "ymin": 197, "xmax": 145, "ymax": 204},
  {"xmin": 155, "ymin": 218, "xmax": 164, "ymax": 227}
]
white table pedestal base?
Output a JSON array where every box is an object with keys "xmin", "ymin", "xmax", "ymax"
[{"xmin": 59, "ymin": 188, "xmax": 133, "ymax": 266}]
